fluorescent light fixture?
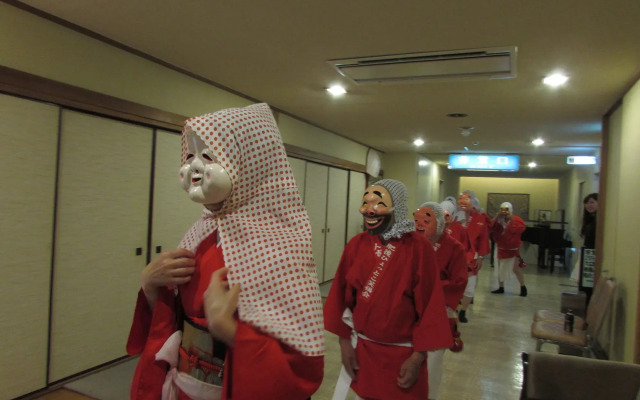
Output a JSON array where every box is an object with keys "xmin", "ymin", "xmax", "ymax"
[
  {"xmin": 448, "ymin": 154, "xmax": 519, "ymax": 171},
  {"xmin": 418, "ymin": 160, "xmax": 429, "ymax": 166},
  {"xmin": 326, "ymin": 85, "xmax": 346, "ymax": 96},
  {"xmin": 532, "ymin": 138, "xmax": 545, "ymax": 146},
  {"xmin": 567, "ymin": 156, "xmax": 597, "ymax": 165},
  {"xmin": 413, "ymin": 138, "xmax": 425, "ymax": 147},
  {"xmin": 543, "ymin": 73, "xmax": 569, "ymax": 87},
  {"xmin": 528, "ymin": 162, "xmax": 537, "ymax": 168}
]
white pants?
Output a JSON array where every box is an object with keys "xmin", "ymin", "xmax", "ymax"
[
  {"xmin": 427, "ymin": 348, "xmax": 445, "ymax": 400},
  {"xmin": 463, "ymin": 274, "xmax": 477, "ymax": 298},
  {"xmin": 496, "ymin": 257, "xmax": 517, "ymax": 283}
]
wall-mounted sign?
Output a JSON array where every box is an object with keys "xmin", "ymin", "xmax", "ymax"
[
  {"xmin": 448, "ymin": 154, "xmax": 519, "ymax": 171},
  {"xmin": 567, "ymin": 156, "xmax": 597, "ymax": 165}
]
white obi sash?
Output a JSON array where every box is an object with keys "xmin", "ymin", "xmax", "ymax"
[{"xmin": 155, "ymin": 331, "xmax": 222, "ymax": 400}]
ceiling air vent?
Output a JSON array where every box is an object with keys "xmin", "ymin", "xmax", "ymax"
[{"xmin": 328, "ymin": 46, "xmax": 517, "ymax": 84}]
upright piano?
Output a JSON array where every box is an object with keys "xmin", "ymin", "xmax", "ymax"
[{"xmin": 521, "ymin": 225, "xmax": 572, "ymax": 271}]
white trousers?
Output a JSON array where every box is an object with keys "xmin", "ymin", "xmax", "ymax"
[
  {"xmin": 463, "ymin": 274, "xmax": 477, "ymax": 298},
  {"xmin": 496, "ymin": 256, "xmax": 516, "ymax": 284}
]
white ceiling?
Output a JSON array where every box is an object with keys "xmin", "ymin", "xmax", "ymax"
[{"xmin": 16, "ymin": 0, "xmax": 640, "ymax": 177}]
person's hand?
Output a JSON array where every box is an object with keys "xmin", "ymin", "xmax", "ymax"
[
  {"xmin": 397, "ymin": 351, "xmax": 425, "ymax": 389},
  {"xmin": 204, "ymin": 267, "xmax": 240, "ymax": 346},
  {"xmin": 339, "ymin": 336, "xmax": 359, "ymax": 381},
  {"xmin": 140, "ymin": 248, "xmax": 195, "ymax": 308},
  {"xmin": 476, "ymin": 256, "xmax": 484, "ymax": 271}
]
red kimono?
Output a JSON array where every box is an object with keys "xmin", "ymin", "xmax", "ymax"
[
  {"xmin": 324, "ymin": 231, "xmax": 452, "ymax": 400},
  {"xmin": 127, "ymin": 233, "xmax": 323, "ymax": 400},
  {"xmin": 491, "ymin": 216, "xmax": 526, "ymax": 259},
  {"xmin": 432, "ymin": 232, "xmax": 468, "ymax": 310}
]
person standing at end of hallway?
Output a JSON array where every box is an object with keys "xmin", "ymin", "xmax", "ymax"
[
  {"xmin": 454, "ymin": 190, "xmax": 490, "ymax": 323},
  {"xmin": 490, "ymin": 202, "xmax": 527, "ymax": 296},
  {"xmin": 324, "ymin": 179, "xmax": 452, "ymax": 400},
  {"xmin": 414, "ymin": 202, "xmax": 467, "ymax": 400}
]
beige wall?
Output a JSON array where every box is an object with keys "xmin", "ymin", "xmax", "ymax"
[
  {"xmin": 381, "ymin": 153, "xmax": 445, "ymax": 211},
  {"xmin": 602, "ymin": 77, "xmax": 640, "ymax": 363},
  {"xmin": 0, "ymin": 3, "xmax": 368, "ymax": 166},
  {"xmin": 458, "ymin": 177, "xmax": 559, "ymax": 220}
]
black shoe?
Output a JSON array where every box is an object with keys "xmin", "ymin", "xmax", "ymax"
[
  {"xmin": 491, "ymin": 287, "xmax": 504, "ymax": 294},
  {"xmin": 520, "ymin": 285, "xmax": 528, "ymax": 297},
  {"xmin": 458, "ymin": 310, "xmax": 468, "ymax": 323}
]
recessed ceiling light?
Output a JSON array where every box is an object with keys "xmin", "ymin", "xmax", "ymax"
[
  {"xmin": 418, "ymin": 160, "xmax": 429, "ymax": 166},
  {"xmin": 532, "ymin": 138, "xmax": 545, "ymax": 146},
  {"xmin": 528, "ymin": 162, "xmax": 537, "ymax": 168},
  {"xmin": 543, "ymin": 73, "xmax": 569, "ymax": 87},
  {"xmin": 413, "ymin": 138, "xmax": 425, "ymax": 147},
  {"xmin": 447, "ymin": 113, "xmax": 468, "ymax": 118},
  {"xmin": 326, "ymin": 85, "xmax": 346, "ymax": 96}
]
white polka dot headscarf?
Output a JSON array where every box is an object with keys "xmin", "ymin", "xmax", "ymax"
[
  {"xmin": 373, "ymin": 179, "xmax": 416, "ymax": 240},
  {"xmin": 178, "ymin": 103, "xmax": 324, "ymax": 357}
]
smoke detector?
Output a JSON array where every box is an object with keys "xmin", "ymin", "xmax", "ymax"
[{"xmin": 459, "ymin": 126, "xmax": 474, "ymax": 137}]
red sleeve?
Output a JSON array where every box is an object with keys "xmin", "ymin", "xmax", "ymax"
[
  {"xmin": 475, "ymin": 222, "xmax": 491, "ymax": 257},
  {"xmin": 505, "ymin": 216, "xmax": 526, "ymax": 235},
  {"xmin": 126, "ymin": 289, "xmax": 152, "ymax": 355},
  {"xmin": 224, "ymin": 321, "xmax": 324, "ymax": 400},
  {"xmin": 411, "ymin": 236, "xmax": 454, "ymax": 352},
  {"xmin": 441, "ymin": 239, "xmax": 469, "ymax": 310},
  {"xmin": 323, "ymin": 235, "xmax": 360, "ymax": 339},
  {"xmin": 490, "ymin": 217, "xmax": 504, "ymax": 234}
]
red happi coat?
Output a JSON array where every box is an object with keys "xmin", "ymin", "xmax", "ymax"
[
  {"xmin": 324, "ymin": 231, "xmax": 452, "ymax": 400},
  {"xmin": 432, "ymin": 232, "xmax": 469, "ymax": 310},
  {"xmin": 127, "ymin": 233, "xmax": 323, "ymax": 400},
  {"xmin": 446, "ymin": 221, "xmax": 474, "ymax": 264},
  {"xmin": 460, "ymin": 210, "xmax": 491, "ymax": 275},
  {"xmin": 491, "ymin": 215, "xmax": 526, "ymax": 259}
]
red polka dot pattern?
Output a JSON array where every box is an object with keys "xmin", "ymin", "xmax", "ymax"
[{"xmin": 178, "ymin": 103, "xmax": 324, "ymax": 356}]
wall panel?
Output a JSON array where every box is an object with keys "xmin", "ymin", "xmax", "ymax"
[
  {"xmin": 0, "ymin": 94, "xmax": 59, "ymax": 399},
  {"xmin": 49, "ymin": 111, "xmax": 152, "ymax": 381}
]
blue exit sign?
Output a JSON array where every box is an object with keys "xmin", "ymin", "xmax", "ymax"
[{"xmin": 448, "ymin": 154, "xmax": 520, "ymax": 171}]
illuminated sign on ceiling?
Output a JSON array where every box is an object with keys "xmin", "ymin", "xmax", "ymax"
[{"xmin": 448, "ymin": 154, "xmax": 520, "ymax": 171}]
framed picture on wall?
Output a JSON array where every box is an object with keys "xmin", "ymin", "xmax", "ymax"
[
  {"xmin": 487, "ymin": 193, "xmax": 530, "ymax": 220},
  {"xmin": 538, "ymin": 209, "xmax": 552, "ymax": 225}
]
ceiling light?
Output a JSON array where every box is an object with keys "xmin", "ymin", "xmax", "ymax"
[
  {"xmin": 418, "ymin": 160, "xmax": 429, "ymax": 166},
  {"xmin": 532, "ymin": 138, "xmax": 545, "ymax": 146},
  {"xmin": 326, "ymin": 85, "xmax": 346, "ymax": 96},
  {"xmin": 543, "ymin": 73, "xmax": 569, "ymax": 87},
  {"xmin": 413, "ymin": 138, "xmax": 425, "ymax": 147},
  {"xmin": 528, "ymin": 162, "xmax": 537, "ymax": 168}
]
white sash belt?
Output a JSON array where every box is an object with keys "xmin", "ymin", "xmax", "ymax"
[
  {"xmin": 156, "ymin": 331, "xmax": 222, "ymax": 400},
  {"xmin": 331, "ymin": 309, "xmax": 412, "ymax": 400}
]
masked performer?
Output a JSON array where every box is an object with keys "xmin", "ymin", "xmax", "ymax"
[
  {"xmin": 490, "ymin": 202, "xmax": 527, "ymax": 296},
  {"xmin": 127, "ymin": 103, "xmax": 324, "ymax": 400},
  {"xmin": 325, "ymin": 179, "xmax": 452, "ymax": 400},
  {"xmin": 454, "ymin": 190, "xmax": 490, "ymax": 323},
  {"xmin": 414, "ymin": 202, "xmax": 467, "ymax": 400}
]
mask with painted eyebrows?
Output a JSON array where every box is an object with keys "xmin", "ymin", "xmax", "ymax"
[{"xmin": 359, "ymin": 184, "xmax": 394, "ymax": 236}]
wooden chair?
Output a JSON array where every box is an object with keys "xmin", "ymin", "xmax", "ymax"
[
  {"xmin": 531, "ymin": 274, "xmax": 607, "ymax": 329},
  {"xmin": 520, "ymin": 351, "xmax": 640, "ymax": 400},
  {"xmin": 530, "ymin": 277, "xmax": 615, "ymax": 357}
]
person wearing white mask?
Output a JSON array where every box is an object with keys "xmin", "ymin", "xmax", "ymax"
[
  {"xmin": 490, "ymin": 202, "xmax": 527, "ymax": 296},
  {"xmin": 128, "ymin": 103, "xmax": 324, "ymax": 400}
]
